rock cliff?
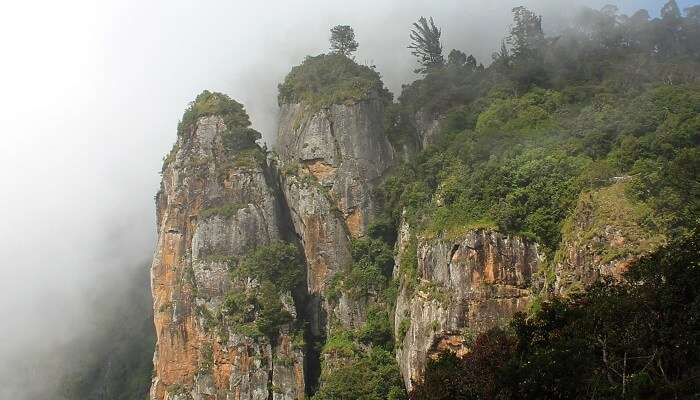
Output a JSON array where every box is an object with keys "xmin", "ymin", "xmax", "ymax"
[
  {"xmin": 393, "ymin": 224, "xmax": 542, "ymax": 391},
  {"xmin": 275, "ymin": 93, "xmax": 393, "ymax": 335},
  {"xmin": 150, "ymin": 84, "xmax": 395, "ymax": 398},
  {"xmin": 150, "ymin": 97, "xmax": 304, "ymax": 400}
]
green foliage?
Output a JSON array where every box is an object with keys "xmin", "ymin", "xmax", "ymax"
[
  {"xmin": 397, "ymin": 318, "xmax": 411, "ymax": 345},
  {"xmin": 178, "ymin": 90, "xmax": 252, "ymax": 137},
  {"xmin": 475, "ymin": 88, "xmax": 562, "ymax": 133},
  {"xmin": 291, "ymin": 329, "xmax": 305, "ymax": 351},
  {"xmin": 222, "ymin": 291, "xmax": 249, "ymax": 323},
  {"xmin": 327, "ymin": 238, "xmax": 394, "ymax": 301},
  {"xmin": 230, "ymin": 147, "xmax": 266, "ymax": 170},
  {"xmin": 222, "ymin": 241, "xmax": 304, "ymax": 340},
  {"xmin": 222, "ymin": 127, "xmax": 261, "ymax": 153},
  {"xmin": 314, "ymin": 347, "xmax": 407, "ymax": 400},
  {"xmin": 329, "ymin": 25, "xmax": 358, "ymax": 57},
  {"xmin": 343, "ymin": 262, "xmax": 386, "ymax": 301},
  {"xmin": 396, "ymin": 60, "xmax": 486, "ymax": 117},
  {"xmin": 398, "ymin": 236, "xmax": 419, "ymax": 294},
  {"xmin": 356, "ymin": 305, "xmax": 394, "ymax": 350},
  {"xmin": 322, "ymin": 329, "xmax": 357, "ymax": 358},
  {"xmin": 408, "ymin": 17, "xmax": 444, "ymax": 74},
  {"xmin": 507, "ymin": 7, "xmax": 545, "ymax": 61},
  {"xmin": 411, "ymin": 232, "xmax": 700, "ymax": 398},
  {"xmin": 384, "ymin": 1, "xmax": 700, "ymax": 257},
  {"xmin": 351, "ymin": 238, "xmax": 395, "ymax": 276},
  {"xmin": 559, "ymin": 182, "xmax": 666, "ymax": 264},
  {"xmin": 255, "ymin": 282, "xmax": 294, "ymax": 338},
  {"xmin": 199, "ymin": 203, "xmax": 245, "ymax": 219},
  {"xmin": 178, "ymin": 90, "xmax": 262, "ymax": 167},
  {"xmin": 382, "ymin": 79, "xmax": 700, "ymax": 253},
  {"xmin": 317, "ymin": 233, "xmax": 404, "ymax": 398},
  {"xmin": 163, "ymin": 90, "xmax": 262, "ymax": 172},
  {"xmin": 277, "ymin": 53, "xmax": 391, "ymax": 109},
  {"xmin": 237, "ymin": 241, "xmax": 304, "ymax": 293}
]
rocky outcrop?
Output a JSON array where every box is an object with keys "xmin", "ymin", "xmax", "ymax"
[
  {"xmin": 275, "ymin": 94, "xmax": 393, "ymax": 332},
  {"xmin": 150, "ymin": 114, "xmax": 304, "ymax": 400},
  {"xmin": 413, "ymin": 110, "xmax": 441, "ymax": 149},
  {"xmin": 393, "ymin": 225, "xmax": 542, "ymax": 391},
  {"xmin": 276, "ymin": 93, "xmax": 393, "ymax": 241},
  {"xmin": 554, "ymin": 182, "xmax": 665, "ymax": 294}
]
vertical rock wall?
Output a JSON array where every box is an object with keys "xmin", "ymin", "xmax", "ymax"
[
  {"xmin": 150, "ymin": 115, "xmax": 304, "ymax": 400},
  {"xmin": 275, "ymin": 95, "xmax": 394, "ymax": 332},
  {"xmin": 393, "ymin": 225, "xmax": 542, "ymax": 391}
]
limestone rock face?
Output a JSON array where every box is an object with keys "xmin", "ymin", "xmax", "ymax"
[
  {"xmin": 150, "ymin": 115, "xmax": 304, "ymax": 400},
  {"xmin": 276, "ymin": 95, "xmax": 393, "ymax": 242},
  {"xmin": 275, "ymin": 96, "xmax": 393, "ymax": 334},
  {"xmin": 393, "ymin": 226, "xmax": 542, "ymax": 391}
]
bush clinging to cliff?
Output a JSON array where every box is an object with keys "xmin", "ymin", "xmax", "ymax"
[
  {"xmin": 277, "ymin": 53, "xmax": 391, "ymax": 108},
  {"xmin": 178, "ymin": 90, "xmax": 251, "ymax": 135}
]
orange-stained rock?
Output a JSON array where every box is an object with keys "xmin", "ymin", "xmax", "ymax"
[
  {"xmin": 150, "ymin": 112, "xmax": 304, "ymax": 400},
  {"xmin": 345, "ymin": 208, "xmax": 363, "ymax": 238},
  {"xmin": 303, "ymin": 159, "xmax": 336, "ymax": 181}
]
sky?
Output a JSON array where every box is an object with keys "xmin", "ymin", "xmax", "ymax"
[{"xmin": 0, "ymin": 0, "xmax": 692, "ymax": 397}]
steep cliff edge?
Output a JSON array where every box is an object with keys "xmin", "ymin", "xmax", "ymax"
[
  {"xmin": 150, "ymin": 92, "xmax": 304, "ymax": 400},
  {"xmin": 276, "ymin": 95, "xmax": 393, "ymax": 293},
  {"xmin": 274, "ymin": 55, "xmax": 394, "ymax": 338},
  {"xmin": 393, "ymin": 224, "xmax": 542, "ymax": 391},
  {"xmin": 273, "ymin": 54, "xmax": 404, "ymax": 396}
]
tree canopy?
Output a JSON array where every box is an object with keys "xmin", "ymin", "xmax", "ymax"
[
  {"xmin": 330, "ymin": 25, "xmax": 359, "ymax": 57},
  {"xmin": 408, "ymin": 17, "xmax": 444, "ymax": 74}
]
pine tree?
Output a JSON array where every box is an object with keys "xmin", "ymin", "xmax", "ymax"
[{"xmin": 408, "ymin": 17, "xmax": 444, "ymax": 74}]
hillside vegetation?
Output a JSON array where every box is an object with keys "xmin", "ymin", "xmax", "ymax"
[
  {"xmin": 269, "ymin": 2, "xmax": 700, "ymax": 399},
  {"xmin": 378, "ymin": 2, "xmax": 700, "ymax": 398}
]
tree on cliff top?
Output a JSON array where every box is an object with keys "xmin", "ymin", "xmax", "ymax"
[
  {"xmin": 408, "ymin": 17, "xmax": 444, "ymax": 74},
  {"xmin": 330, "ymin": 25, "xmax": 359, "ymax": 57},
  {"xmin": 507, "ymin": 6, "xmax": 544, "ymax": 61}
]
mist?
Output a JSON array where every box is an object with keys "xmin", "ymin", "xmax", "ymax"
[{"xmin": 0, "ymin": 0, "xmax": 683, "ymax": 397}]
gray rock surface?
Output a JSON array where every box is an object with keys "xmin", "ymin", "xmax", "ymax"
[
  {"xmin": 276, "ymin": 95, "xmax": 393, "ymax": 240},
  {"xmin": 393, "ymin": 224, "xmax": 542, "ymax": 391},
  {"xmin": 275, "ymin": 96, "xmax": 394, "ymax": 338},
  {"xmin": 150, "ymin": 115, "xmax": 304, "ymax": 400}
]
